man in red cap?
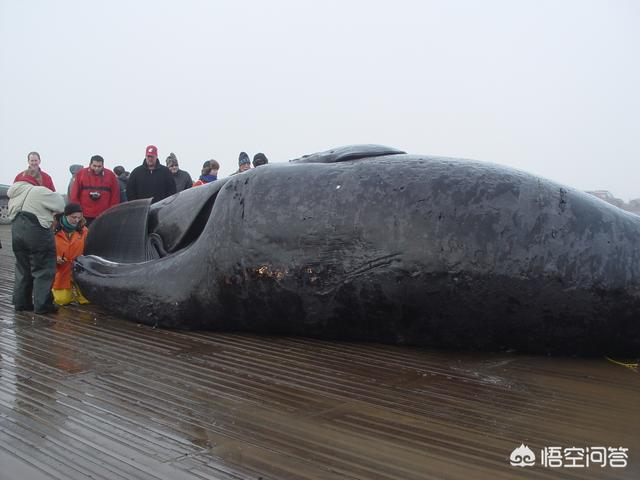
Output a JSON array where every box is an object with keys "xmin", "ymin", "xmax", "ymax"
[
  {"xmin": 126, "ymin": 145, "xmax": 176, "ymax": 203},
  {"xmin": 14, "ymin": 151, "xmax": 56, "ymax": 191}
]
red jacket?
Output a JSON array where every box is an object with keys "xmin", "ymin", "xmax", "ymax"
[
  {"xmin": 14, "ymin": 170, "xmax": 56, "ymax": 191},
  {"xmin": 70, "ymin": 167, "xmax": 120, "ymax": 219}
]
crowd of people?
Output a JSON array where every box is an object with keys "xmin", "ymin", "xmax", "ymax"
[{"xmin": 5, "ymin": 146, "xmax": 269, "ymax": 314}]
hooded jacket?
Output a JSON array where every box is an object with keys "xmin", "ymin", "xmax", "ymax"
[
  {"xmin": 70, "ymin": 167, "xmax": 120, "ymax": 218},
  {"xmin": 53, "ymin": 221, "xmax": 88, "ymax": 289},
  {"xmin": 7, "ymin": 182, "xmax": 65, "ymax": 228},
  {"xmin": 14, "ymin": 169, "xmax": 56, "ymax": 191}
]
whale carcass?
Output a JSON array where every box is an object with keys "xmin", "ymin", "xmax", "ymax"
[{"xmin": 73, "ymin": 145, "xmax": 640, "ymax": 355}]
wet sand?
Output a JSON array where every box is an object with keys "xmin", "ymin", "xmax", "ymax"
[{"xmin": 0, "ymin": 224, "xmax": 638, "ymax": 479}]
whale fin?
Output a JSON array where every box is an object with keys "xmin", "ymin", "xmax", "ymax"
[
  {"xmin": 84, "ymin": 199, "xmax": 151, "ymax": 263},
  {"xmin": 290, "ymin": 144, "xmax": 405, "ymax": 164}
]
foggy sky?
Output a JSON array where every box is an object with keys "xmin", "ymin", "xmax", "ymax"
[{"xmin": 1, "ymin": 0, "xmax": 639, "ymax": 199}]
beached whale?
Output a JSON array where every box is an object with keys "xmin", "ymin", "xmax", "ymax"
[{"xmin": 74, "ymin": 145, "xmax": 640, "ymax": 355}]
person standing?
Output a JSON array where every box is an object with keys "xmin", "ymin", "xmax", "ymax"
[
  {"xmin": 192, "ymin": 160, "xmax": 220, "ymax": 187},
  {"xmin": 67, "ymin": 164, "xmax": 83, "ymax": 198},
  {"xmin": 165, "ymin": 152, "xmax": 193, "ymax": 192},
  {"xmin": 127, "ymin": 145, "xmax": 177, "ymax": 203},
  {"xmin": 70, "ymin": 155, "xmax": 120, "ymax": 226},
  {"xmin": 252, "ymin": 152, "xmax": 269, "ymax": 167},
  {"xmin": 113, "ymin": 166, "xmax": 129, "ymax": 202},
  {"xmin": 52, "ymin": 203, "xmax": 90, "ymax": 306},
  {"xmin": 8, "ymin": 172, "xmax": 65, "ymax": 314},
  {"xmin": 231, "ymin": 152, "xmax": 252, "ymax": 175},
  {"xmin": 14, "ymin": 151, "xmax": 56, "ymax": 191}
]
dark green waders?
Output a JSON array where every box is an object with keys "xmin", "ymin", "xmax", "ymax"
[{"xmin": 11, "ymin": 212, "xmax": 57, "ymax": 312}]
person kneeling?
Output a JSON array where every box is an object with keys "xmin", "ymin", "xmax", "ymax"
[{"xmin": 52, "ymin": 203, "xmax": 90, "ymax": 305}]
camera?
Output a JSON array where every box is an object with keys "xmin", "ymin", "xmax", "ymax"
[{"xmin": 89, "ymin": 191, "xmax": 102, "ymax": 200}]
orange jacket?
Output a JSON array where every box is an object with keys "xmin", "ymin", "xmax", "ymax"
[{"xmin": 53, "ymin": 226, "xmax": 88, "ymax": 289}]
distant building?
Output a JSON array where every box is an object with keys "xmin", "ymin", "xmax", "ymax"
[
  {"xmin": 585, "ymin": 190, "xmax": 639, "ymax": 215},
  {"xmin": 585, "ymin": 190, "xmax": 624, "ymax": 208},
  {"xmin": 627, "ymin": 198, "xmax": 640, "ymax": 215}
]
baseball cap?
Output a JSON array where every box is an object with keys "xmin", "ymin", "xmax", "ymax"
[{"xmin": 146, "ymin": 145, "xmax": 158, "ymax": 156}]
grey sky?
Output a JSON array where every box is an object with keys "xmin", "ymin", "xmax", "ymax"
[{"xmin": 1, "ymin": 0, "xmax": 638, "ymax": 199}]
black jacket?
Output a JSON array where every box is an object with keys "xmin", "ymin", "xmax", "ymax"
[
  {"xmin": 117, "ymin": 174, "xmax": 128, "ymax": 202},
  {"xmin": 127, "ymin": 160, "xmax": 177, "ymax": 203},
  {"xmin": 172, "ymin": 169, "xmax": 194, "ymax": 192}
]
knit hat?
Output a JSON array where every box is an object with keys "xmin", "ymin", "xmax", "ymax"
[
  {"xmin": 253, "ymin": 152, "xmax": 268, "ymax": 167},
  {"xmin": 238, "ymin": 152, "xmax": 251, "ymax": 166},
  {"xmin": 64, "ymin": 203, "xmax": 83, "ymax": 216},
  {"xmin": 69, "ymin": 164, "xmax": 83, "ymax": 174},
  {"xmin": 166, "ymin": 152, "xmax": 178, "ymax": 167}
]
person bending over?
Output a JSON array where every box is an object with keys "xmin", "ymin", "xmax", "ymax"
[{"xmin": 52, "ymin": 203, "xmax": 90, "ymax": 306}]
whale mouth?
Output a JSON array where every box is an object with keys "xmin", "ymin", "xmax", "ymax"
[{"xmin": 83, "ymin": 179, "xmax": 229, "ymax": 263}]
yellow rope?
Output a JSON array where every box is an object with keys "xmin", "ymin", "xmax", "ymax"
[{"xmin": 605, "ymin": 356, "xmax": 639, "ymax": 373}]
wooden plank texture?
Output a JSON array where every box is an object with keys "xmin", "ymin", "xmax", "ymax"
[{"xmin": 0, "ymin": 224, "xmax": 638, "ymax": 479}]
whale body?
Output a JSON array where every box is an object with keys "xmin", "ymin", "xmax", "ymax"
[{"xmin": 74, "ymin": 145, "xmax": 640, "ymax": 355}]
